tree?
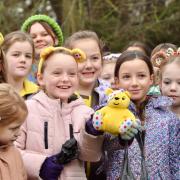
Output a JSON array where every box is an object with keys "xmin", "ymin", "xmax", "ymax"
[{"xmin": 0, "ymin": 0, "xmax": 179, "ymax": 51}]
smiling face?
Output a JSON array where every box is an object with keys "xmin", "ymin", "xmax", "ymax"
[
  {"xmin": 117, "ymin": 59, "xmax": 153, "ymax": 104},
  {"xmin": 38, "ymin": 53, "xmax": 79, "ymax": 101},
  {"xmin": 30, "ymin": 22, "xmax": 55, "ymax": 56},
  {"xmin": 71, "ymin": 38, "xmax": 102, "ymax": 87},
  {"xmin": 160, "ymin": 62, "xmax": 180, "ymax": 107},
  {"xmin": 5, "ymin": 41, "xmax": 33, "ymax": 81}
]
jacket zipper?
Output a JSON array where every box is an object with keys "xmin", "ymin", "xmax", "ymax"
[{"xmin": 44, "ymin": 121, "xmax": 48, "ymax": 149}]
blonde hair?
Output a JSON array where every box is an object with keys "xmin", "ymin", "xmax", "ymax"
[
  {"xmin": 1, "ymin": 31, "xmax": 35, "ymax": 62},
  {"xmin": 160, "ymin": 55, "xmax": 180, "ymax": 80},
  {"xmin": 64, "ymin": 30, "xmax": 104, "ymax": 57},
  {"xmin": 0, "ymin": 83, "xmax": 28, "ymax": 125},
  {"xmin": 38, "ymin": 46, "xmax": 86, "ymax": 75}
]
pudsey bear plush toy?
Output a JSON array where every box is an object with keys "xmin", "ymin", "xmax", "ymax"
[{"xmin": 92, "ymin": 88, "xmax": 137, "ymax": 135}]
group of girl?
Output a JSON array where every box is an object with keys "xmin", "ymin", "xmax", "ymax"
[{"xmin": 0, "ymin": 14, "xmax": 179, "ymax": 180}]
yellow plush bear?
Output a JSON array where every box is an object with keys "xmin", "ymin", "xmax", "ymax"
[{"xmin": 93, "ymin": 88, "xmax": 136, "ymax": 135}]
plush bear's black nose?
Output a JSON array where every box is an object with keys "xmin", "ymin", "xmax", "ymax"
[{"xmin": 115, "ymin": 97, "xmax": 119, "ymax": 100}]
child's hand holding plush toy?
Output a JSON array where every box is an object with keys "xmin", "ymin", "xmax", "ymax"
[{"xmin": 92, "ymin": 88, "xmax": 141, "ymax": 140}]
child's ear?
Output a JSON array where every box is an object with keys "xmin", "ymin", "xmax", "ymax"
[{"xmin": 37, "ymin": 73, "xmax": 44, "ymax": 87}]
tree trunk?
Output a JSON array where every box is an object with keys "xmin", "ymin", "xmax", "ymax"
[{"xmin": 49, "ymin": 0, "xmax": 63, "ymax": 25}]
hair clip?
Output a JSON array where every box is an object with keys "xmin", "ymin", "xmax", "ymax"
[{"xmin": 38, "ymin": 46, "xmax": 86, "ymax": 75}]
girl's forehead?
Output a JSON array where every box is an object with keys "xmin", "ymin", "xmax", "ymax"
[
  {"xmin": 7, "ymin": 41, "xmax": 32, "ymax": 51},
  {"xmin": 48, "ymin": 52, "xmax": 72, "ymax": 59},
  {"xmin": 46, "ymin": 53, "xmax": 77, "ymax": 65},
  {"xmin": 30, "ymin": 22, "xmax": 46, "ymax": 33},
  {"xmin": 30, "ymin": 22, "xmax": 43, "ymax": 28},
  {"xmin": 120, "ymin": 59, "xmax": 149, "ymax": 72},
  {"xmin": 72, "ymin": 38, "xmax": 99, "ymax": 49},
  {"xmin": 162, "ymin": 62, "xmax": 180, "ymax": 74}
]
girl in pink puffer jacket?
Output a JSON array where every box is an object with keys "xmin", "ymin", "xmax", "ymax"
[{"xmin": 16, "ymin": 46, "xmax": 104, "ymax": 180}]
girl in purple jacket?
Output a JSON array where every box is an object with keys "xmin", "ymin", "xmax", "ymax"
[{"xmin": 103, "ymin": 51, "xmax": 179, "ymax": 179}]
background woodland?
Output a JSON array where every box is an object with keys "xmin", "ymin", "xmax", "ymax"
[{"xmin": 0, "ymin": 0, "xmax": 180, "ymax": 52}]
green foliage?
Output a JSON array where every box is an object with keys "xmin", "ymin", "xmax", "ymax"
[{"xmin": 0, "ymin": 0, "xmax": 179, "ymax": 52}]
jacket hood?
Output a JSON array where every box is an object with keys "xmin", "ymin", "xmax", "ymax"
[
  {"xmin": 150, "ymin": 95, "xmax": 173, "ymax": 108},
  {"xmin": 129, "ymin": 95, "xmax": 173, "ymax": 114}
]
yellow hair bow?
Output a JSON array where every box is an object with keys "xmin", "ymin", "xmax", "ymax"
[
  {"xmin": 38, "ymin": 46, "xmax": 86, "ymax": 75},
  {"xmin": 0, "ymin": 33, "xmax": 4, "ymax": 46}
]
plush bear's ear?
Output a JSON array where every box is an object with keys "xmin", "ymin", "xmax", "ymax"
[
  {"xmin": 124, "ymin": 91, "xmax": 131, "ymax": 98},
  {"xmin": 105, "ymin": 88, "xmax": 113, "ymax": 95}
]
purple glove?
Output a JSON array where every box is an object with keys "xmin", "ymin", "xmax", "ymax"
[
  {"xmin": 39, "ymin": 155, "xmax": 64, "ymax": 180},
  {"xmin": 86, "ymin": 118, "xmax": 104, "ymax": 136}
]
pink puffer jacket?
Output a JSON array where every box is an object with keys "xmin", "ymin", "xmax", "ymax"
[{"xmin": 16, "ymin": 91, "xmax": 104, "ymax": 180}]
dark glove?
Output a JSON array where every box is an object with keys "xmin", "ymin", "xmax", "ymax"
[
  {"xmin": 86, "ymin": 118, "xmax": 104, "ymax": 136},
  {"xmin": 57, "ymin": 138, "xmax": 79, "ymax": 164},
  {"xmin": 39, "ymin": 155, "xmax": 63, "ymax": 180}
]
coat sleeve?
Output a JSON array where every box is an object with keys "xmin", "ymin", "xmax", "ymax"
[
  {"xmin": 77, "ymin": 129, "xmax": 104, "ymax": 162},
  {"xmin": 72, "ymin": 106, "xmax": 104, "ymax": 162},
  {"xmin": 15, "ymin": 118, "xmax": 47, "ymax": 179},
  {"xmin": 169, "ymin": 115, "xmax": 180, "ymax": 180}
]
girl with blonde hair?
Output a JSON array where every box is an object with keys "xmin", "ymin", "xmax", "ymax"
[{"xmin": 16, "ymin": 46, "xmax": 104, "ymax": 179}]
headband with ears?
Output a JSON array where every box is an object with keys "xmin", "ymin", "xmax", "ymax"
[
  {"xmin": 37, "ymin": 46, "xmax": 86, "ymax": 75},
  {"xmin": 152, "ymin": 47, "xmax": 180, "ymax": 68}
]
